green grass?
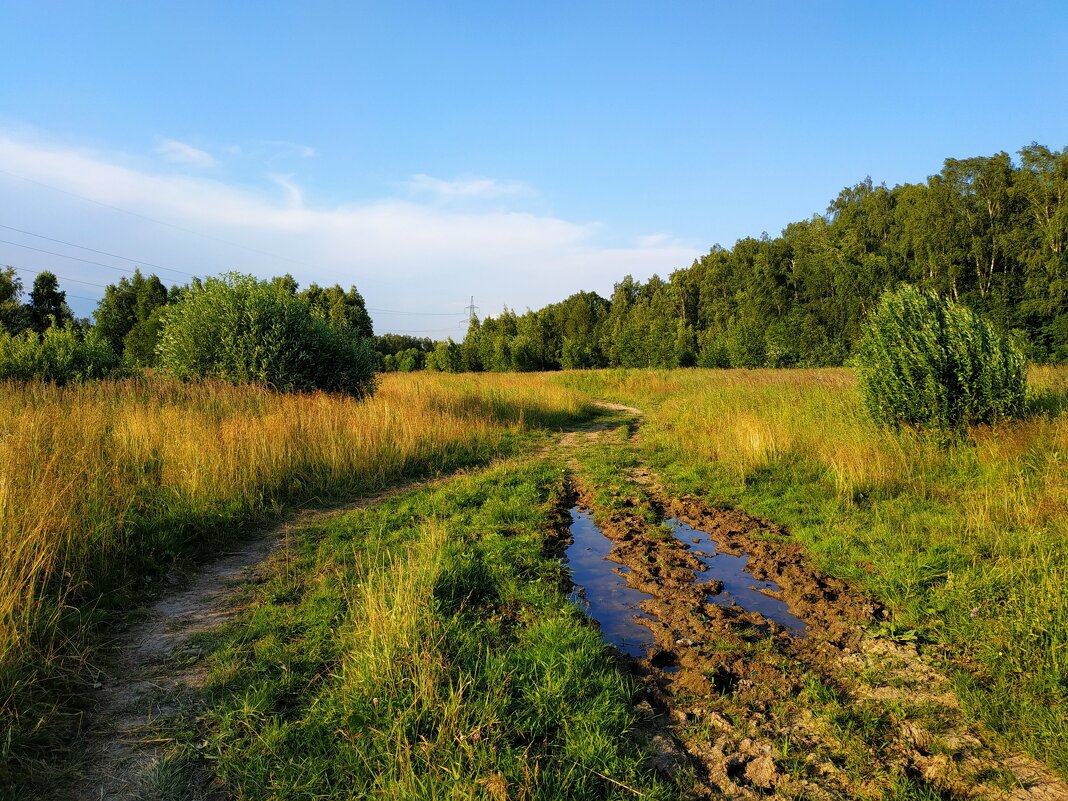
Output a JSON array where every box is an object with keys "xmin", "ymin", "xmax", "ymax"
[
  {"xmin": 164, "ymin": 456, "xmax": 680, "ymax": 800},
  {"xmin": 0, "ymin": 372, "xmax": 596, "ymax": 793},
  {"xmin": 11, "ymin": 366, "xmax": 1068, "ymax": 795},
  {"xmin": 555, "ymin": 367, "xmax": 1068, "ymax": 777}
]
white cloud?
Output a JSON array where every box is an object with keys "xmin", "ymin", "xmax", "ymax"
[
  {"xmin": 269, "ymin": 174, "xmax": 304, "ymax": 208},
  {"xmin": 403, "ymin": 173, "xmax": 532, "ymax": 201},
  {"xmin": 0, "ymin": 131, "xmax": 698, "ymax": 332},
  {"xmin": 155, "ymin": 138, "xmax": 217, "ymax": 169},
  {"xmin": 636, "ymin": 233, "xmax": 676, "ymax": 248}
]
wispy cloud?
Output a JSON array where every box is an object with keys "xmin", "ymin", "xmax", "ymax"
[
  {"xmin": 155, "ymin": 138, "xmax": 217, "ymax": 169},
  {"xmin": 0, "ymin": 131, "xmax": 698, "ymax": 330},
  {"xmin": 260, "ymin": 140, "xmax": 315, "ymax": 159},
  {"xmin": 403, "ymin": 173, "xmax": 532, "ymax": 201},
  {"xmin": 231, "ymin": 140, "xmax": 316, "ymax": 163},
  {"xmin": 269, "ymin": 174, "xmax": 304, "ymax": 208}
]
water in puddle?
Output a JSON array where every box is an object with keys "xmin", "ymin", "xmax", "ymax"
[
  {"xmin": 566, "ymin": 506, "xmax": 656, "ymax": 658},
  {"xmin": 666, "ymin": 517, "xmax": 806, "ymax": 634}
]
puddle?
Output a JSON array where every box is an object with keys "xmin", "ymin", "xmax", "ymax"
[
  {"xmin": 666, "ymin": 518, "xmax": 807, "ymax": 634},
  {"xmin": 566, "ymin": 507, "xmax": 656, "ymax": 658}
]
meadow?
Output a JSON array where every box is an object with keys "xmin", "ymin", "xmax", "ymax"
[
  {"xmin": 0, "ymin": 372, "xmax": 593, "ymax": 787},
  {"xmin": 558, "ymin": 366, "xmax": 1068, "ymax": 775},
  {"xmin": 3, "ymin": 366, "xmax": 1068, "ymax": 798}
]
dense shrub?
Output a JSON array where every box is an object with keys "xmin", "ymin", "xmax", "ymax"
[
  {"xmin": 156, "ymin": 273, "xmax": 378, "ymax": 396},
  {"xmin": 122, "ymin": 306, "xmax": 166, "ymax": 367},
  {"xmin": 0, "ymin": 323, "xmax": 121, "ymax": 383},
  {"xmin": 425, "ymin": 339, "xmax": 464, "ymax": 372},
  {"xmin": 393, "ymin": 348, "xmax": 425, "ymax": 372},
  {"xmin": 854, "ymin": 285, "xmax": 1026, "ymax": 430}
]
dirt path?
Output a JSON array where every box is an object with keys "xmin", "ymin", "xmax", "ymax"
[
  {"xmin": 65, "ymin": 479, "xmax": 446, "ymax": 801},
  {"xmin": 562, "ymin": 418, "xmax": 1068, "ymax": 800},
  {"xmin": 63, "ymin": 403, "xmax": 636, "ymax": 800}
]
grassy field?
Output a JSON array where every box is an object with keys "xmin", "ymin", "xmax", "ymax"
[
  {"xmin": 4, "ymin": 366, "xmax": 1068, "ymax": 797},
  {"xmin": 171, "ymin": 456, "xmax": 680, "ymax": 800},
  {"xmin": 558, "ymin": 366, "xmax": 1068, "ymax": 776},
  {"xmin": 0, "ymin": 372, "xmax": 593, "ymax": 788}
]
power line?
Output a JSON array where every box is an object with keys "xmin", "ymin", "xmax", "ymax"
[
  {"xmin": 0, "ymin": 237, "xmax": 468, "ymax": 317},
  {"xmin": 0, "ymin": 175, "xmax": 480, "ymax": 319},
  {"xmin": 0, "ymin": 223, "xmax": 195, "ymax": 278},
  {"xmin": 384, "ymin": 327, "xmax": 459, "ymax": 333},
  {"xmin": 0, "ymin": 167, "xmax": 324, "ymax": 273},
  {"xmin": 1, "ymin": 259, "xmax": 471, "ymax": 324},
  {"xmin": 9, "ymin": 266, "xmax": 110, "ymax": 289},
  {"xmin": 366, "ymin": 307, "xmax": 467, "ymax": 316},
  {"xmin": 0, "ymin": 238, "xmax": 156, "ymax": 277}
]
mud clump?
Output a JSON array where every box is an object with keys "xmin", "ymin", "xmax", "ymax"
[
  {"xmin": 744, "ymin": 754, "xmax": 779, "ymax": 789},
  {"xmin": 662, "ymin": 496, "xmax": 879, "ymax": 646},
  {"xmin": 558, "ymin": 464, "xmax": 1068, "ymax": 800}
]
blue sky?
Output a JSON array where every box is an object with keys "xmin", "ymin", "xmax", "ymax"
[{"xmin": 2, "ymin": 1, "xmax": 1066, "ymax": 336}]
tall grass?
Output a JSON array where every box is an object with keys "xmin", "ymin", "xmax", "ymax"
[
  {"xmin": 0, "ymin": 371, "xmax": 591, "ymax": 780},
  {"xmin": 202, "ymin": 458, "xmax": 672, "ymax": 799},
  {"xmin": 557, "ymin": 366, "xmax": 1068, "ymax": 775}
]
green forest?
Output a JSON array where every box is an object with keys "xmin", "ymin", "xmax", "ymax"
[{"xmin": 452, "ymin": 142, "xmax": 1068, "ymax": 372}]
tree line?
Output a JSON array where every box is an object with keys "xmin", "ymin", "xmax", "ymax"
[
  {"xmin": 428, "ymin": 142, "xmax": 1066, "ymax": 373},
  {"xmin": 4, "ymin": 141, "xmax": 1065, "ymax": 382}
]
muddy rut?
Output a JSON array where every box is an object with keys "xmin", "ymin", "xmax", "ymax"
[{"xmin": 560, "ymin": 418, "xmax": 1068, "ymax": 800}]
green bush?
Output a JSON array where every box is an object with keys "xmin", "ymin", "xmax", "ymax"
[
  {"xmin": 156, "ymin": 273, "xmax": 378, "ymax": 396},
  {"xmin": 0, "ymin": 323, "xmax": 121, "ymax": 384},
  {"xmin": 394, "ymin": 348, "xmax": 425, "ymax": 372},
  {"xmin": 122, "ymin": 305, "xmax": 166, "ymax": 367},
  {"xmin": 425, "ymin": 339, "xmax": 463, "ymax": 373},
  {"xmin": 854, "ymin": 285, "xmax": 1026, "ymax": 431}
]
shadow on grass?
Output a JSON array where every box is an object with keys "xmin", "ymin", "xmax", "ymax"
[{"xmin": 1026, "ymin": 382, "xmax": 1068, "ymax": 418}]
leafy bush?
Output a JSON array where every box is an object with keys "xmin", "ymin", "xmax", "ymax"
[
  {"xmin": 122, "ymin": 305, "xmax": 166, "ymax": 367},
  {"xmin": 425, "ymin": 339, "xmax": 464, "ymax": 373},
  {"xmin": 854, "ymin": 285, "xmax": 1026, "ymax": 430},
  {"xmin": 0, "ymin": 323, "xmax": 121, "ymax": 384},
  {"xmin": 394, "ymin": 348, "xmax": 425, "ymax": 372},
  {"xmin": 156, "ymin": 273, "xmax": 378, "ymax": 396}
]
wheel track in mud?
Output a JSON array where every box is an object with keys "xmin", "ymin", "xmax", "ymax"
[{"xmin": 561, "ymin": 413, "xmax": 1068, "ymax": 800}]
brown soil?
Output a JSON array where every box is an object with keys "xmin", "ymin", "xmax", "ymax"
[{"xmin": 561, "ymin": 425, "xmax": 1068, "ymax": 800}]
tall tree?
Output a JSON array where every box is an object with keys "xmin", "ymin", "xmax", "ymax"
[
  {"xmin": 28, "ymin": 271, "xmax": 72, "ymax": 333},
  {"xmin": 93, "ymin": 269, "xmax": 170, "ymax": 358},
  {"xmin": 941, "ymin": 153, "xmax": 1018, "ymax": 301},
  {"xmin": 0, "ymin": 267, "xmax": 30, "ymax": 335},
  {"xmin": 302, "ymin": 283, "xmax": 374, "ymax": 339}
]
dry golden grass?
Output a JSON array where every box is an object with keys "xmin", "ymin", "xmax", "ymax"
[
  {"xmin": 639, "ymin": 369, "xmax": 908, "ymax": 495},
  {"xmin": 0, "ymin": 371, "xmax": 590, "ymax": 762}
]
